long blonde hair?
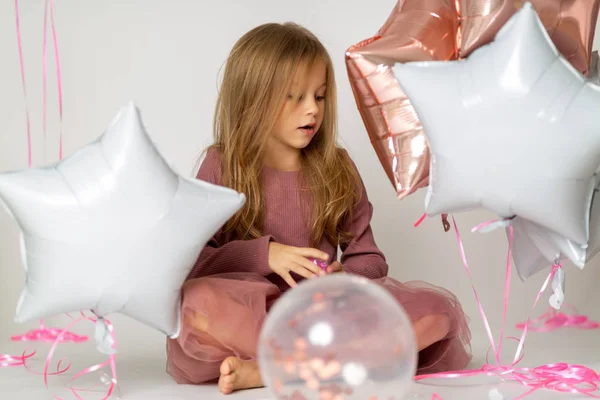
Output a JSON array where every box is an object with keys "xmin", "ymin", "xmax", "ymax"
[{"xmin": 211, "ymin": 22, "xmax": 360, "ymax": 247}]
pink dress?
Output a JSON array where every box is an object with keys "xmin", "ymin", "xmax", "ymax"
[{"xmin": 166, "ymin": 148, "xmax": 472, "ymax": 384}]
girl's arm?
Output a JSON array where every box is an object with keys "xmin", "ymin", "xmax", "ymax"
[
  {"xmin": 186, "ymin": 147, "xmax": 273, "ymax": 279},
  {"xmin": 339, "ymin": 157, "xmax": 389, "ymax": 279}
]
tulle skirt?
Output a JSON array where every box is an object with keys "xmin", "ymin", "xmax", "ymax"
[{"xmin": 166, "ymin": 272, "xmax": 472, "ymax": 384}]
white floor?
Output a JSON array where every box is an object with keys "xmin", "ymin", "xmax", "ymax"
[{"xmin": 1, "ymin": 324, "xmax": 599, "ymax": 400}]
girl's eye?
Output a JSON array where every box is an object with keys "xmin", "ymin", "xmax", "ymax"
[{"xmin": 316, "ymin": 95, "xmax": 325, "ymax": 101}]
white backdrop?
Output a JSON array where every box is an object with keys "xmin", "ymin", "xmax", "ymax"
[{"xmin": 1, "ymin": 0, "xmax": 600, "ymax": 369}]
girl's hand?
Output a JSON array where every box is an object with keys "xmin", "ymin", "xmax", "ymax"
[
  {"xmin": 268, "ymin": 242, "xmax": 328, "ymax": 287},
  {"xmin": 326, "ymin": 261, "xmax": 344, "ymax": 274}
]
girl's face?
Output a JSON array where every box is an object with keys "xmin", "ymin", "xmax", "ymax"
[{"xmin": 269, "ymin": 60, "xmax": 327, "ymax": 158}]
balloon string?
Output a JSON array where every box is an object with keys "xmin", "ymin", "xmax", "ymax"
[
  {"xmin": 414, "ymin": 216, "xmax": 599, "ymax": 398},
  {"xmin": 14, "ymin": 0, "xmax": 32, "ymax": 167},
  {"xmin": 42, "ymin": 0, "xmax": 48, "ymax": 161},
  {"xmin": 11, "ymin": 0, "xmax": 74, "ymax": 347},
  {"xmin": 414, "ymin": 212, "xmax": 427, "ymax": 228},
  {"xmin": 3, "ymin": 6, "xmax": 109, "ymax": 398},
  {"xmin": 43, "ymin": 315, "xmax": 118, "ymax": 400},
  {"xmin": 14, "ymin": 0, "xmax": 63, "ymax": 166},
  {"xmin": 413, "ymin": 213, "xmax": 451, "ymax": 232},
  {"xmin": 46, "ymin": 0, "xmax": 63, "ymax": 161},
  {"xmin": 1, "ymin": 349, "xmax": 35, "ymax": 368}
]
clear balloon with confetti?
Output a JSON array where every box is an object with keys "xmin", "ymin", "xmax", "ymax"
[{"xmin": 258, "ymin": 274, "xmax": 417, "ymax": 400}]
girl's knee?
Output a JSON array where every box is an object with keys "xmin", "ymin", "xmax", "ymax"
[
  {"xmin": 413, "ymin": 313, "xmax": 451, "ymax": 351},
  {"xmin": 430, "ymin": 313, "xmax": 451, "ymax": 337},
  {"xmin": 184, "ymin": 310, "xmax": 209, "ymax": 333}
]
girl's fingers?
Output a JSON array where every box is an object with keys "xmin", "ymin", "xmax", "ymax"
[
  {"xmin": 327, "ymin": 261, "xmax": 343, "ymax": 273},
  {"xmin": 280, "ymin": 271, "xmax": 298, "ymax": 288},
  {"xmin": 291, "ymin": 262, "xmax": 319, "ymax": 280},
  {"xmin": 295, "ymin": 247, "xmax": 329, "ymax": 261},
  {"xmin": 293, "ymin": 255, "xmax": 324, "ymax": 276}
]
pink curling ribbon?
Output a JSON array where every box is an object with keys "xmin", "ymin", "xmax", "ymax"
[
  {"xmin": 414, "ymin": 212, "xmax": 427, "ymax": 228},
  {"xmin": 516, "ymin": 304, "xmax": 600, "ymax": 332},
  {"xmin": 2, "ymin": 6, "xmax": 112, "ymax": 398},
  {"xmin": 14, "ymin": 0, "xmax": 32, "ymax": 167},
  {"xmin": 11, "ymin": 314, "xmax": 88, "ymax": 344},
  {"xmin": 15, "ymin": 0, "xmax": 63, "ymax": 164},
  {"xmin": 42, "ymin": 315, "xmax": 118, "ymax": 400},
  {"xmin": 42, "ymin": 0, "xmax": 64, "ymax": 161},
  {"xmin": 11, "ymin": 326, "xmax": 88, "ymax": 344},
  {"xmin": 414, "ymin": 216, "xmax": 600, "ymax": 399},
  {"xmin": 8, "ymin": 0, "xmax": 78, "ymax": 347},
  {"xmin": 14, "ymin": 314, "xmax": 119, "ymax": 400},
  {"xmin": 3, "ymin": 312, "xmax": 117, "ymax": 399},
  {"xmin": 413, "ymin": 213, "xmax": 451, "ymax": 232},
  {"xmin": 1, "ymin": 349, "xmax": 35, "ymax": 368}
]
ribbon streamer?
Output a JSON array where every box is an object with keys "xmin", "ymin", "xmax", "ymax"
[
  {"xmin": 11, "ymin": 327, "xmax": 88, "ymax": 344},
  {"xmin": 1, "ymin": 349, "xmax": 35, "ymax": 368},
  {"xmin": 516, "ymin": 304, "xmax": 600, "ymax": 333},
  {"xmin": 2, "ymin": 320, "xmax": 118, "ymax": 399},
  {"xmin": 43, "ymin": 0, "xmax": 63, "ymax": 161},
  {"xmin": 41, "ymin": 315, "xmax": 118, "ymax": 400},
  {"xmin": 3, "ymin": 6, "xmax": 114, "ymax": 399},
  {"xmin": 14, "ymin": 0, "xmax": 32, "ymax": 167},
  {"xmin": 2, "ymin": 313, "xmax": 118, "ymax": 399},
  {"xmin": 9, "ymin": 0, "xmax": 78, "ymax": 347},
  {"xmin": 414, "ymin": 216, "xmax": 600, "ymax": 399}
]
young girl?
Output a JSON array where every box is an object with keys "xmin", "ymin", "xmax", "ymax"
[{"xmin": 166, "ymin": 22, "xmax": 472, "ymax": 394}]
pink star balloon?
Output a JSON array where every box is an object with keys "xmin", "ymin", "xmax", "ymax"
[{"xmin": 345, "ymin": 0, "xmax": 459, "ymax": 200}]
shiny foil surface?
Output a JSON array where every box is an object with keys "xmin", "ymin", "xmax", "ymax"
[
  {"xmin": 346, "ymin": 0, "xmax": 459, "ymax": 199},
  {"xmin": 459, "ymin": 0, "xmax": 600, "ymax": 75}
]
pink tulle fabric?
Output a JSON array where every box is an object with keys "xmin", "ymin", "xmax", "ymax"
[{"xmin": 166, "ymin": 272, "xmax": 471, "ymax": 384}]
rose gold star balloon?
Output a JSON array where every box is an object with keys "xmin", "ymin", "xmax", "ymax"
[
  {"xmin": 346, "ymin": 0, "xmax": 459, "ymax": 201},
  {"xmin": 459, "ymin": 0, "xmax": 600, "ymax": 75}
]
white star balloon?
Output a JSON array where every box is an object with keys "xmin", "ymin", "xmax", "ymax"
[
  {"xmin": 393, "ymin": 2, "xmax": 600, "ymax": 245},
  {"xmin": 510, "ymin": 217, "xmax": 585, "ymax": 280},
  {"xmin": 510, "ymin": 179, "xmax": 600, "ymax": 281},
  {"xmin": 0, "ymin": 102, "xmax": 245, "ymax": 348}
]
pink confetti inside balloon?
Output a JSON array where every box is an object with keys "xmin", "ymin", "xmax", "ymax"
[
  {"xmin": 309, "ymin": 257, "xmax": 328, "ymax": 272},
  {"xmin": 258, "ymin": 274, "xmax": 416, "ymax": 400}
]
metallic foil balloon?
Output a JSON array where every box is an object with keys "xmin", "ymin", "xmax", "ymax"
[
  {"xmin": 345, "ymin": 0, "xmax": 459, "ymax": 200},
  {"xmin": 0, "ymin": 102, "xmax": 245, "ymax": 352},
  {"xmin": 506, "ymin": 51, "xmax": 599, "ymax": 282},
  {"xmin": 510, "ymin": 218, "xmax": 585, "ymax": 280},
  {"xmin": 510, "ymin": 179, "xmax": 600, "ymax": 281},
  {"xmin": 459, "ymin": 0, "xmax": 600, "ymax": 75},
  {"xmin": 258, "ymin": 274, "xmax": 416, "ymax": 400},
  {"xmin": 394, "ymin": 4, "xmax": 600, "ymax": 246}
]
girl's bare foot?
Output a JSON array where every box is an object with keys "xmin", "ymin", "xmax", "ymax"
[
  {"xmin": 218, "ymin": 356, "xmax": 264, "ymax": 394},
  {"xmin": 413, "ymin": 314, "xmax": 450, "ymax": 351}
]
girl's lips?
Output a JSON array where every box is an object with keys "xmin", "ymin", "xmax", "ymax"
[
  {"xmin": 299, "ymin": 124, "xmax": 316, "ymax": 135},
  {"xmin": 299, "ymin": 128, "xmax": 315, "ymax": 135}
]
